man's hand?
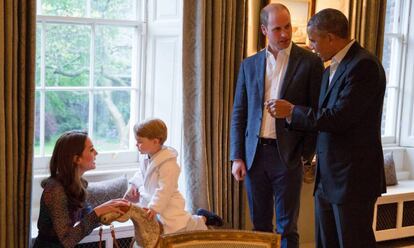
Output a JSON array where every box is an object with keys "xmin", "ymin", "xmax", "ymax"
[
  {"xmin": 265, "ymin": 99, "xmax": 294, "ymax": 118},
  {"xmin": 232, "ymin": 159, "xmax": 247, "ymax": 181}
]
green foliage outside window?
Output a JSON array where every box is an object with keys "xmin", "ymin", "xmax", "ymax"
[{"xmin": 35, "ymin": 0, "xmax": 138, "ymax": 156}]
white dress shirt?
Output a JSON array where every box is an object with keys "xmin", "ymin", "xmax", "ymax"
[
  {"xmin": 260, "ymin": 42, "xmax": 292, "ymax": 139},
  {"xmin": 329, "ymin": 40, "xmax": 355, "ymax": 84}
]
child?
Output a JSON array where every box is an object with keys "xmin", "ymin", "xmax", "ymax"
[
  {"xmin": 33, "ymin": 131, "xmax": 129, "ymax": 247},
  {"xmin": 124, "ymin": 118, "xmax": 223, "ymax": 233}
]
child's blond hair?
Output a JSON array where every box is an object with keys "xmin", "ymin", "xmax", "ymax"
[{"xmin": 133, "ymin": 118, "xmax": 168, "ymax": 145}]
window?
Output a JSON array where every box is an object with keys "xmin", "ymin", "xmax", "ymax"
[
  {"xmin": 34, "ymin": 0, "xmax": 183, "ymax": 172},
  {"xmin": 32, "ymin": 0, "xmax": 183, "ymax": 232},
  {"xmin": 35, "ymin": 0, "xmax": 144, "ymax": 171},
  {"xmin": 381, "ymin": 0, "xmax": 410, "ymax": 144},
  {"xmin": 381, "ymin": 0, "xmax": 404, "ymax": 143},
  {"xmin": 381, "ymin": 0, "xmax": 414, "ymax": 147}
]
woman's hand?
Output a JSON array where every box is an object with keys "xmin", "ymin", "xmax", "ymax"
[
  {"xmin": 94, "ymin": 198, "xmax": 130, "ymax": 217},
  {"xmin": 123, "ymin": 184, "xmax": 140, "ymax": 203}
]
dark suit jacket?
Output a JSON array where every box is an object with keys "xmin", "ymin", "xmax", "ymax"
[
  {"xmin": 230, "ymin": 43, "xmax": 323, "ymax": 170},
  {"xmin": 290, "ymin": 42, "xmax": 387, "ymax": 204}
]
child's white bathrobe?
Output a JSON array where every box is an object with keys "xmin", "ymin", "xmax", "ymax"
[{"xmin": 132, "ymin": 146, "xmax": 191, "ymax": 234}]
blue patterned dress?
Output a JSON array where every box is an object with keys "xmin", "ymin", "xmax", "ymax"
[{"xmin": 33, "ymin": 178, "xmax": 100, "ymax": 248}]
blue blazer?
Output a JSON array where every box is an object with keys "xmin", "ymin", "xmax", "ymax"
[
  {"xmin": 290, "ymin": 42, "xmax": 387, "ymax": 203},
  {"xmin": 230, "ymin": 43, "xmax": 323, "ymax": 170}
]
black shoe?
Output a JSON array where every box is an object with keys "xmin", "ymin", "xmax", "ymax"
[{"xmin": 196, "ymin": 208, "xmax": 224, "ymax": 226}]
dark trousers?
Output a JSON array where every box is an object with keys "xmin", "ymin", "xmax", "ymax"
[
  {"xmin": 315, "ymin": 183, "xmax": 377, "ymax": 248},
  {"xmin": 245, "ymin": 143, "xmax": 302, "ymax": 248}
]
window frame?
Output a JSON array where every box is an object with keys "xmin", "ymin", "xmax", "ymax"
[
  {"xmin": 399, "ymin": 0, "xmax": 414, "ymax": 147},
  {"xmin": 31, "ymin": 0, "xmax": 184, "ymax": 237},
  {"xmin": 34, "ymin": 1, "xmax": 147, "ymax": 173},
  {"xmin": 381, "ymin": 0, "xmax": 411, "ymax": 146}
]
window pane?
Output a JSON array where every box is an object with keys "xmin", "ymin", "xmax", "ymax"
[
  {"xmin": 382, "ymin": 87, "xmax": 398, "ymax": 137},
  {"xmin": 45, "ymin": 24, "xmax": 90, "ymax": 87},
  {"xmin": 45, "ymin": 91, "xmax": 89, "ymax": 155},
  {"xmin": 91, "ymin": 0, "xmax": 137, "ymax": 20},
  {"xmin": 382, "ymin": 37, "xmax": 392, "ymax": 77},
  {"xmin": 41, "ymin": 0, "xmax": 86, "ymax": 17},
  {"xmin": 381, "ymin": 89, "xmax": 388, "ymax": 136},
  {"xmin": 36, "ymin": 25, "xmax": 42, "ymax": 87},
  {"xmin": 93, "ymin": 91, "xmax": 131, "ymax": 151},
  {"xmin": 384, "ymin": 0, "xmax": 396, "ymax": 34},
  {"xmin": 34, "ymin": 91, "xmax": 41, "ymax": 156},
  {"xmin": 95, "ymin": 26, "xmax": 133, "ymax": 87}
]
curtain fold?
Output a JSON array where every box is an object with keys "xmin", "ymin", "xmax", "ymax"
[
  {"xmin": 255, "ymin": 0, "xmax": 268, "ymax": 52},
  {"xmin": 349, "ymin": 0, "xmax": 387, "ymax": 59},
  {"xmin": 182, "ymin": 0, "xmax": 249, "ymax": 228},
  {"xmin": 0, "ymin": 0, "xmax": 36, "ymax": 247},
  {"xmin": 246, "ymin": 0, "xmax": 268, "ymax": 57}
]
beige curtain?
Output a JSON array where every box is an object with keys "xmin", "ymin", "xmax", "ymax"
[
  {"xmin": 0, "ymin": 0, "xmax": 36, "ymax": 247},
  {"xmin": 245, "ymin": 0, "xmax": 268, "ymax": 57},
  {"xmin": 349, "ymin": 0, "xmax": 387, "ymax": 59},
  {"xmin": 182, "ymin": 0, "xmax": 249, "ymax": 228}
]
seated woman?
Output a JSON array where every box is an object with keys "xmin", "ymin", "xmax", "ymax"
[{"xmin": 33, "ymin": 130, "xmax": 130, "ymax": 248}]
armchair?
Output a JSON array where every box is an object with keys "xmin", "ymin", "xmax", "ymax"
[{"xmin": 159, "ymin": 229, "xmax": 280, "ymax": 248}]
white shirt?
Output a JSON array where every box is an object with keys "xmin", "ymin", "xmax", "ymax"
[
  {"xmin": 260, "ymin": 42, "xmax": 292, "ymax": 139},
  {"xmin": 329, "ymin": 40, "xmax": 355, "ymax": 83}
]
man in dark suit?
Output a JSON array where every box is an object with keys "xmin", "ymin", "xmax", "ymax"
[
  {"xmin": 230, "ymin": 3, "xmax": 323, "ymax": 248},
  {"xmin": 267, "ymin": 8, "xmax": 386, "ymax": 248}
]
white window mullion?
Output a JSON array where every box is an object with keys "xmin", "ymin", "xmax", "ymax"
[
  {"xmin": 42, "ymin": 86, "xmax": 131, "ymax": 91},
  {"xmin": 88, "ymin": 23, "xmax": 96, "ymax": 139},
  {"xmin": 384, "ymin": 36, "xmax": 403, "ymax": 140},
  {"xmin": 36, "ymin": 0, "xmax": 42, "ymax": 15},
  {"xmin": 39, "ymin": 21, "xmax": 46, "ymax": 156},
  {"xmin": 86, "ymin": 0, "xmax": 91, "ymax": 17},
  {"xmin": 36, "ymin": 15, "xmax": 143, "ymax": 28},
  {"xmin": 138, "ymin": 0, "xmax": 145, "ymax": 22},
  {"xmin": 139, "ymin": 22, "xmax": 147, "ymax": 122},
  {"xmin": 129, "ymin": 26, "xmax": 139, "ymax": 149}
]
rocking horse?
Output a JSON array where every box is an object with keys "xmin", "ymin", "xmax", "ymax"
[
  {"xmin": 100, "ymin": 203, "xmax": 163, "ymax": 248},
  {"xmin": 100, "ymin": 204, "xmax": 281, "ymax": 248}
]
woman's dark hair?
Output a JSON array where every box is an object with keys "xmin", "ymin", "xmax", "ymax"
[{"xmin": 42, "ymin": 130, "xmax": 89, "ymax": 210}]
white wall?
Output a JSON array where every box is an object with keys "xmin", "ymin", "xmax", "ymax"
[{"xmin": 316, "ymin": 0, "xmax": 349, "ymax": 15}]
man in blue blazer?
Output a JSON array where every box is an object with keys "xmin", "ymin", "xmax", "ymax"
[
  {"xmin": 268, "ymin": 9, "xmax": 386, "ymax": 248},
  {"xmin": 230, "ymin": 3, "xmax": 323, "ymax": 248}
]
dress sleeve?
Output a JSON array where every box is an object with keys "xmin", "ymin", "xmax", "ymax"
[{"xmin": 43, "ymin": 182, "xmax": 100, "ymax": 248}]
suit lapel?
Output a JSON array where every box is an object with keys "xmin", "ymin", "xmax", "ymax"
[
  {"xmin": 319, "ymin": 42, "xmax": 361, "ymax": 106},
  {"xmin": 319, "ymin": 68, "xmax": 330, "ymax": 108},
  {"xmin": 256, "ymin": 50, "xmax": 266, "ymax": 103},
  {"xmin": 279, "ymin": 44, "xmax": 300, "ymax": 98}
]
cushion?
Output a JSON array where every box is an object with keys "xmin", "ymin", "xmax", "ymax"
[
  {"xmin": 86, "ymin": 175, "xmax": 128, "ymax": 208},
  {"xmin": 384, "ymin": 152, "xmax": 398, "ymax": 186}
]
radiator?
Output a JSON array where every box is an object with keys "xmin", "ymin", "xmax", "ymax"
[{"xmin": 374, "ymin": 191, "xmax": 414, "ymax": 241}]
